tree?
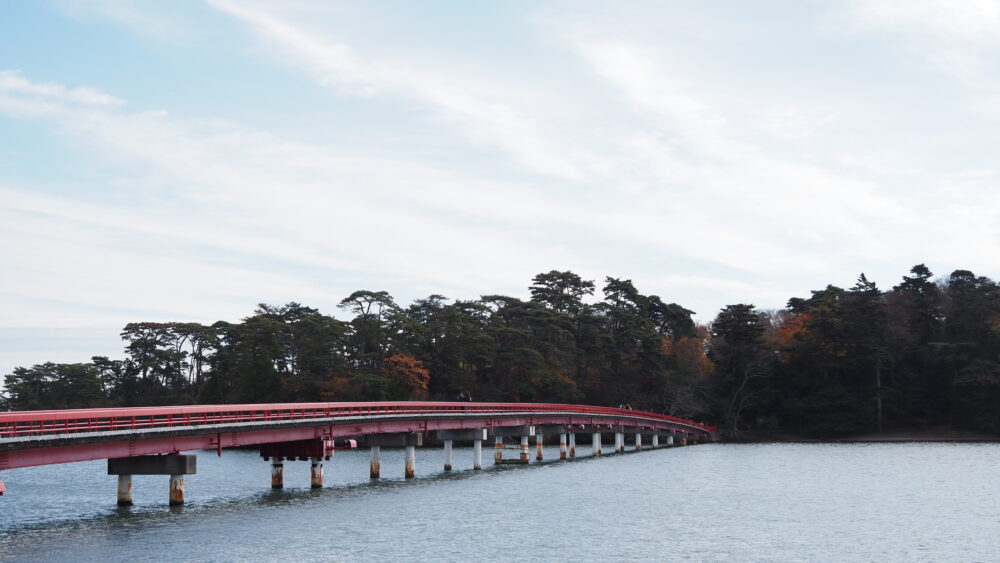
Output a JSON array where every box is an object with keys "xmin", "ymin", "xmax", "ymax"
[
  {"xmin": 383, "ymin": 354, "xmax": 431, "ymax": 399},
  {"xmin": 1, "ymin": 363, "xmax": 105, "ymax": 410},
  {"xmin": 529, "ymin": 270, "xmax": 595, "ymax": 314},
  {"xmin": 339, "ymin": 290, "xmax": 399, "ymax": 376},
  {"xmin": 709, "ymin": 304, "xmax": 772, "ymax": 437}
]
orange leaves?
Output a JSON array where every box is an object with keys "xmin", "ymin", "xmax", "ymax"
[
  {"xmin": 382, "ymin": 354, "xmax": 430, "ymax": 399},
  {"xmin": 319, "ymin": 375, "xmax": 350, "ymax": 401},
  {"xmin": 673, "ymin": 336, "xmax": 714, "ymax": 378},
  {"xmin": 777, "ymin": 314, "xmax": 810, "ymax": 347}
]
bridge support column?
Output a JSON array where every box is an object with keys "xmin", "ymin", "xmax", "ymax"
[
  {"xmin": 614, "ymin": 431, "xmax": 624, "ymax": 453},
  {"xmin": 405, "ymin": 446, "xmax": 416, "ymax": 478},
  {"xmin": 535, "ymin": 432, "xmax": 544, "ymax": 461},
  {"xmin": 667, "ymin": 434, "xmax": 675, "ymax": 446},
  {"xmin": 493, "ymin": 426, "xmax": 533, "ymax": 465},
  {"xmin": 108, "ymin": 454, "xmax": 196, "ymax": 507},
  {"xmin": 117, "ymin": 474, "xmax": 133, "ymax": 506},
  {"xmin": 310, "ymin": 457, "xmax": 323, "ymax": 489},
  {"xmin": 473, "ymin": 439, "xmax": 483, "ymax": 470},
  {"xmin": 652, "ymin": 434, "xmax": 659, "ymax": 448},
  {"xmin": 592, "ymin": 432, "xmax": 602, "ymax": 456},
  {"xmin": 370, "ymin": 446, "xmax": 381, "ymax": 479},
  {"xmin": 635, "ymin": 432, "xmax": 643, "ymax": 451},
  {"xmin": 169, "ymin": 474, "xmax": 185, "ymax": 506},
  {"xmin": 443, "ymin": 439, "xmax": 454, "ymax": 471},
  {"xmin": 271, "ymin": 457, "xmax": 284, "ymax": 489},
  {"xmin": 495, "ymin": 435, "xmax": 504, "ymax": 463},
  {"xmin": 559, "ymin": 433, "xmax": 567, "ymax": 459},
  {"xmin": 569, "ymin": 433, "xmax": 576, "ymax": 458}
]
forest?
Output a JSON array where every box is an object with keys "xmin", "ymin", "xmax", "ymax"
[{"xmin": 3, "ymin": 265, "xmax": 999, "ymax": 439}]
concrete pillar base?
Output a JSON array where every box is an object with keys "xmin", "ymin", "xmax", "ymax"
[
  {"xmin": 108, "ymin": 454, "xmax": 195, "ymax": 506},
  {"xmin": 271, "ymin": 458, "xmax": 284, "ymax": 489},
  {"xmin": 404, "ymin": 445, "xmax": 416, "ymax": 479},
  {"xmin": 117, "ymin": 474, "xmax": 133, "ymax": 506},
  {"xmin": 443, "ymin": 439, "xmax": 454, "ymax": 471},
  {"xmin": 169, "ymin": 474, "xmax": 184, "ymax": 506},
  {"xmin": 310, "ymin": 457, "xmax": 324, "ymax": 489},
  {"xmin": 370, "ymin": 446, "xmax": 381, "ymax": 479}
]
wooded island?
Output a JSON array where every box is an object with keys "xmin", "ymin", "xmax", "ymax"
[{"xmin": 4, "ymin": 265, "xmax": 998, "ymax": 439}]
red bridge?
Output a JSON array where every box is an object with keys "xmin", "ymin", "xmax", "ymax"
[{"xmin": 0, "ymin": 402, "xmax": 716, "ymax": 504}]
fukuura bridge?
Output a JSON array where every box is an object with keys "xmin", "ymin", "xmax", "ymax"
[{"xmin": 0, "ymin": 402, "xmax": 716, "ymax": 505}]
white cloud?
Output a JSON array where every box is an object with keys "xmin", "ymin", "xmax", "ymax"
[
  {"xmin": 841, "ymin": 0, "xmax": 1000, "ymax": 44},
  {"xmin": 203, "ymin": 0, "xmax": 611, "ymax": 181},
  {"xmin": 0, "ymin": 70, "xmax": 123, "ymax": 107},
  {"xmin": 835, "ymin": 0, "xmax": 1000, "ymax": 115}
]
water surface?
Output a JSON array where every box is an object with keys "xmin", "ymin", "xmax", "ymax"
[{"xmin": 2, "ymin": 442, "xmax": 998, "ymax": 561}]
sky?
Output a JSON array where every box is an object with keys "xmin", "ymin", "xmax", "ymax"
[{"xmin": 2, "ymin": 0, "xmax": 999, "ymax": 376}]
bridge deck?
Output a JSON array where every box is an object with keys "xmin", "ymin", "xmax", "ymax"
[{"xmin": 0, "ymin": 402, "xmax": 715, "ymax": 470}]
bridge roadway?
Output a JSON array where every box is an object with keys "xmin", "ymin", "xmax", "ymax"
[{"xmin": 0, "ymin": 401, "xmax": 716, "ymax": 504}]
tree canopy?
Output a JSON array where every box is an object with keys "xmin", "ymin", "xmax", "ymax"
[{"xmin": 5, "ymin": 265, "xmax": 1000, "ymax": 440}]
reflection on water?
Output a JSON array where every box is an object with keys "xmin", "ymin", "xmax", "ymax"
[{"xmin": 3, "ymin": 443, "xmax": 1000, "ymax": 561}]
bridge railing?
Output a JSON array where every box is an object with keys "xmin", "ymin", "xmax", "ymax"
[{"xmin": 0, "ymin": 402, "xmax": 716, "ymax": 439}]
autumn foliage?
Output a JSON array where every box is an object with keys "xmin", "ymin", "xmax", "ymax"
[{"xmin": 382, "ymin": 354, "xmax": 430, "ymax": 399}]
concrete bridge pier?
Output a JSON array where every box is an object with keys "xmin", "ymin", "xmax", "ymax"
[
  {"xmin": 271, "ymin": 457, "xmax": 285, "ymax": 489},
  {"xmin": 169, "ymin": 474, "xmax": 185, "ymax": 505},
  {"xmin": 404, "ymin": 445, "xmax": 416, "ymax": 478},
  {"xmin": 310, "ymin": 457, "xmax": 323, "ymax": 488},
  {"xmin": 370, "ymin": 446, "xmax": 381, "ymax": 479},
  {"xmin": 592, "ymin": 432, "xmax": 602, "ymax": 456},
  {"xmin": 361, "ymin": 433, "xmax": 420, "ymax": 478},
  {"xmin": 108, "ymin": 454, "xmax": 196, "ymax": 506},
  {"xmin": 404, "ymin": 434, "xmax": 418, "ymax": 479},
  {"xmin": 531, "ymin": 425, "xmax": 565, "ymax": 461},
  {"xmin": 117, "ymin": 475, "xmax": 132, "ymax": 505},
  {"xmin": 652, "ymin": 434, "xmax": 660, "ymax": 448},
  {"xmin": 436, "ymin": 429, "xmax": 487, "ymax": 471},
  {"xmin": 495, "ymin": 435, "xmax": 504, "ymax": 463},
  {"xmin": 493, "ymin": 426, "xmax": 533, "ymax": 465},
  {"xmin": 259, "ymin": 438, "xmax": 336, "ymax": 489},
  {"xmin": 569, "ymin": 432, "xmax": 576, "ymax": 458},
  {"xmin": 667, "ymin": 434, "xmax": 675, "ymax": 446},
  {"xmin": 635, "ymin": 432, "xmax": 643, "ymax": 451},
  {"xmin": 614, "ymin": 431, "xmax": 624, "ymax": 453},
  {"xmin": 443, "ymin": 440, "xmax": 454, "ymax": 471}
]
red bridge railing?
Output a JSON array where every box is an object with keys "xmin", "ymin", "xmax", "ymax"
[{"xmin": 0, "ymin": 402, "xmax": 715, "ymax": 439}]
